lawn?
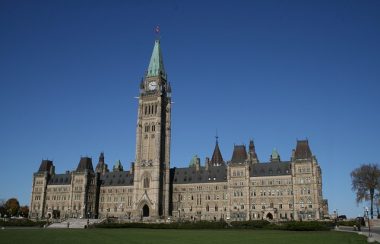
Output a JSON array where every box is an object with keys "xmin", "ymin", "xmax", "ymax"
[{"xmin": 0, "ymin": 228, "xmax": 368, "ymax": 244}]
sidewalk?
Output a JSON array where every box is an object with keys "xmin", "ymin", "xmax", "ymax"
[{"xmin": 335, "ymin": 227, "xmax": 380, "ymax": 243}]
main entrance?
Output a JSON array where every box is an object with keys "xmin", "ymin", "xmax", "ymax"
[
  {"xmin": 142, "ymin": 204, "xmax": 149, "ymax": 217},
  {"xmin": 266, "ymin": 213, "xmax": 273, "ymax": 220}
]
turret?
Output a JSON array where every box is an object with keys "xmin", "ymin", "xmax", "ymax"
[
  {"xmin": 95, "ymin": 152, "xmax": 109, "ymax": 174},
  {"xmin": 211, "ymin": 137, "xmax": 224, "ymax": 166},
  {"xmin": 248, "ymin": 139, "xmax": 259, "ymax": 163}
]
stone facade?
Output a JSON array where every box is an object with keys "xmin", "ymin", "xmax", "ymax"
[{"xmin": 30, "ymin": 39, "xmax": 328, "ymax": 221}]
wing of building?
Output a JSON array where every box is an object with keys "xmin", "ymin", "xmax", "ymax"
[{"xmin": 30, "ymin": 39, "xmax": 328, "ymax": 221}]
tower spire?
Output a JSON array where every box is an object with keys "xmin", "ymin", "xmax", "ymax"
[
  {"xmin": 248, "ymin": 139, "xmax": 259, "ymax": 163},
  {"xmin": 146, "ymin": 37, "xmax": 166, "ymax": 79},
  {"xmin": 211, "ymin": 135, "xmax": 224, "ymax": 166}
]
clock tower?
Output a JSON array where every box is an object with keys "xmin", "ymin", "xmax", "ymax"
[{"xmin": 133, "ymin": 39, "xmax": 171, "ymax": 220}]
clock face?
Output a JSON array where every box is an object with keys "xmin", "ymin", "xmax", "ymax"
[{"xmin": 148, "ymin": 81, "xmax": 157, "ymax": 91}]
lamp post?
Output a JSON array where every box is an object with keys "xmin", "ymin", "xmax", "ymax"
[{"xmin": 365, "ymin": 207, "xmax": 372, "ymax": 237}]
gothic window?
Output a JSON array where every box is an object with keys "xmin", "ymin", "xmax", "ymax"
[
  {"xmin": 152, "ymin": 125, "xmax": 155, "ymax": 132},
  {"xmin": 143, "ymin": 177, "xmax": 150, "ymax": 188},
  {"xmin": 206, "ymin": 205, "xmax": 209, "ymax": 211},
  {"xmin": 155, "ymin": 104, "xmax": 157, "ymax": 114},
  {"xmin": 144, "ymin": 106, "xmax": 147, "ymax": 115}
]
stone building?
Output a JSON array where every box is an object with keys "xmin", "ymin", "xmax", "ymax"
[{"xmin": 30, "ymin": 39, "xmax": 328, "ymax": 221}]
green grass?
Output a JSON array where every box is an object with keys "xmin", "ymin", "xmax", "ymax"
[{"xmin": 0, "ymin": 228, "xmax": 368, "ymax": 244}]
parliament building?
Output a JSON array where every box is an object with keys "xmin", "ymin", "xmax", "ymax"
[{"xmin": 30, "ymin": 39, "xmax": 328, "ymax": 222}]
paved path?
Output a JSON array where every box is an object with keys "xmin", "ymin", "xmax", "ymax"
[{"xmin": 336, "ymin": 226, "xmax": 380, "ymax": 243}]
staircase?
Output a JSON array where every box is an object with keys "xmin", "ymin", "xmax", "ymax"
[{"xmin": 47, "ymin": 218, "xmax": 103, "ymax": 229}]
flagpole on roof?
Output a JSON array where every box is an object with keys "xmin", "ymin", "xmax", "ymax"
[{"xmin": 155, "ymin": 25, "xmax": 160, "ymax": 40}]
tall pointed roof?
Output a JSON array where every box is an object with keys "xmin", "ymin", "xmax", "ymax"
[
  {"xmin": 211, "ymin": 139, "xmax": 224, "ymax": 166},
  {"xmin": 146, "ymin": 40, "xmax": 166, "ymax": 79},
  {"xmin": 230, "ymin": 145, "xmax": 247, "ymax": 164},
  {"xmin": 294, "ymin": 140, "xmax": 312, "ymax": 160},
  {"xmin": 38, "ymin": 159, "xmax": 54, "ymax": 172},
  {"xmin": 76, "ymin": 157, "xmax": 94, "ymax": 172}
]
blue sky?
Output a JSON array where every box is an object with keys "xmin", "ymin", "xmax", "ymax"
[{"xmin": 0, "ymin": 0, "xmax": 379, "ymax": 218}]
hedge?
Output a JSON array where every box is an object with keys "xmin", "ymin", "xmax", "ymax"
[
  {"xmin": 230, "ymin": 220, "xmax": 270, "ymax": 229},
  {"xmin": 93, "ymin": 221, "xmax": 228, "ymax": 229},
  {"xmin": 0, "ymin": 219, "xmax": 47, "ymax": 227},
  {"xmin": 275, "ymin": 221, "xmax": 334, "ymax": 231},
  {"xmin": 94, "ymin": 220, "xmax": 334, "ymax": 231}
]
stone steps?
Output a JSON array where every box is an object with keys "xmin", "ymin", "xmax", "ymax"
[{"xmin": 47, "ymin": 218, "xmax": 103, "ymax": 229}]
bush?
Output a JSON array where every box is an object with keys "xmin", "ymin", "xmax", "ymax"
[
  {"xmin": 230, "ymin": 220, "xmax": 270, "ymax": 229},
  {"xmin": 337, "ymin": 220, "xmax": 356, "ymax": 227},
  {"xmin": 94, "ymin": 220, "xmax": 334, "ymax": 231},
  {"xmin": 278, "ymin": 221, "xmax": 334, "ymax": 231},
  {"xmin": 0, "ymin": 219, "xmax": 47, "ymax": 227},
  {"xmin": 94, "ymin": 220, "xmax": 228, "ymax": 229}
]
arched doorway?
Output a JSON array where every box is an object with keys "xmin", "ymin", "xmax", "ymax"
[
  {"xmin": 266, "ymin": 212, "xmax": 273, "ymax": 220},
  {"xmin": 142, "ymin": 204, "xmax": 149, "ymax": 217}
]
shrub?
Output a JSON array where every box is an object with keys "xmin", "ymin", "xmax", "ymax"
[
  {"xmin": 279, "ymin": 221, "xmax": 334, "ymax": 231},
  {"xmin": 0, "ymin": 219, "xmax": 47, "ymax": 227},
  {"xmin": 230, "ymin": 220, "xmax": 270, "ymax": 229},
  {"xmin": 336, "ymin": 220, "xmax": 356, "ymax": 227},
  {"xmin": 94, "ymin": 220, "xmax": 228, "ymax": 229},
  {"xmin": 94, "ymin": 220, "xmax": 334, "ymax": 231}
]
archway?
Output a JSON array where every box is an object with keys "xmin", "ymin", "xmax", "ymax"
[
  {"xmin": 142, "ymin": 204, "xmax": 149, "ymax": 217},
  {"xmin": 266, "ymin": 212, "xmax": 273, "ymax": 220}
]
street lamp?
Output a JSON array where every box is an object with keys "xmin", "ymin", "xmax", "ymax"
[{"xmin": 365, "ymin": 207, "xmax": 372, "ymax": 237}]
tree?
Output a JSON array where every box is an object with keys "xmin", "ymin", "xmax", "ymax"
[
  {"xmin": 351, "ymin": 164, "xmax": 380, "ymax": 219},
  {"xmin": 5, "ymin": 198, "xmax": 20, "ymax": 217},
  {"xmin": 0, "ymin": 199, "xmax": 6, "ymax": 217},
  {"xmin": 19, "ymin": 205, "xmax": 29, "ymax": 218}
]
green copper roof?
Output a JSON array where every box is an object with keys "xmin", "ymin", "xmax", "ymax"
[
  {"xmin": 146, "ymin": 40, "xmax": 166, "ymax": 79},
  {"xmin": 271, "ymin": 148, "xmax": 280, "ymax": 160},
  {"xmin": 189, "ymin": 155, "xmax": 198, "ymax": 167},
  {"xmin": 113, "ymin": 160, "xmax": 123, "ymax": 172}
]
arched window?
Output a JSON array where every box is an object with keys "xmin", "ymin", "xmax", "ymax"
[{"xmin": 143, "ymin": 177, "xmax": 150, "ymax": 188}]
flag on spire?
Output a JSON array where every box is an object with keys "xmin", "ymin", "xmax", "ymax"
[{"xmin": 155, "ymin": 25, "xmax": 160, "ymax": 34}]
